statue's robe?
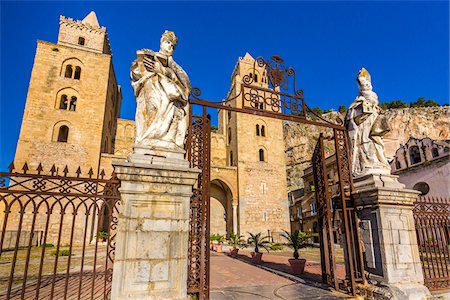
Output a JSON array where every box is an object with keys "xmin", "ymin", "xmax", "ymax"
[
  {"xmin": 130, "ymin": 50, "xmax": 190, "ymax": 149},
  {"xmin": 345, "ymin": 94, "xmax": 390, "ymax": 176}
]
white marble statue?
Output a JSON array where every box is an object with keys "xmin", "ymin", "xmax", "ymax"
[
  {"xmin": 345, "ymin": 68, "xmax": 390, "ymax": 176},
  {"xmin": 130, "ymin": 31, "xmax": 191, "ymax": 150}
]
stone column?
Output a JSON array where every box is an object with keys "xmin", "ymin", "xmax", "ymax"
[
  {"xmin": 232, "ymin": 202, "xmax": 238, "ymax": 234},
  {"xmin": 111, "ymin": 147, "xmax": 199, "ymax": 300},
  {"xmin": 353, "ymin": 173, "xmax": 430, "ymax": 300}
]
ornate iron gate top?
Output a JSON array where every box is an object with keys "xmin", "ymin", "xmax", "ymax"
[{"xmin": 189, "ymin": 55, "xmax": 345, "ymax": 130}]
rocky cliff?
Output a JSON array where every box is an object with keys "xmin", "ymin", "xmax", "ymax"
[{"xmin": 284, "ymin": 106, "xmax": 450, "ymax": 190}]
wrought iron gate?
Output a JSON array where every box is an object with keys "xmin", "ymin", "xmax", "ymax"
[
  {"xmin": 312, "ymin": 131, "xmax": 365, "ymax": 296},
  {"xmin": 413, "ymin": 196, "xmax": 450, "ymax": 291},
  {"xmin": 186, "ymin": 105, "xmax": 211, "ymax": 300},
  {"xmin": 0, "ymin": 162, "xmax": 120, "ymax": 300},
  {"xmin": 185, "ymin": 55, "xmax": 365, "ymax": 299}
]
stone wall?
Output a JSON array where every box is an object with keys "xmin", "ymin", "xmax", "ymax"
[{"xmin": 284, "ymin": 106, "xmax": 450, "ymax": 191}]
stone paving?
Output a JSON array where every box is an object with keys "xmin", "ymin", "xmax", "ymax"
[{"xmin": 210, "ymin": 252, "xmax": 350, "ymax": 300}]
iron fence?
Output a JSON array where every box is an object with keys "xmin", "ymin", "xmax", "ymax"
[
  {"xmin": 413, "ymin": 196, "xmax": 450, "ymax": 291},
  {"xmin": 0, "ymin": 162, "xmax": 120, "ymax": 299}
]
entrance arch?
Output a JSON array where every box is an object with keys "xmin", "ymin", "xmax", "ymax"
[{"xmin": 210, "ymin": 179, "xmax": 234, "ymax": 235}]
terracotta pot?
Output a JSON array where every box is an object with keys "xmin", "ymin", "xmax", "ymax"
[
  {"xmin": 215, "ymin": 245, "xmax": 223, "ymax": 253},
  {"xmin": 251, "ymin": 252, "xmax": 263, "ymax": 263},
  {"xmin": 210, "ymin": 243, "xmax": 214, "ymax": 250},
  {"xmin": 230, "ymin": 248, "xmax": 239, "ymax": 257},
  {"xmin": 288, "ymin": 258, "xmax": 306, "ymax": 274}
]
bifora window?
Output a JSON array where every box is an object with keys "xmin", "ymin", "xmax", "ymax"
[{"xmin": 65, "ymin": 65, "xmax": 73, "ymax": 78}]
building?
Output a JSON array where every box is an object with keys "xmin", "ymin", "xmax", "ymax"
[
  {"xmin": 390, "ymin": 137, "xmax": 450, "ymax": 198},
  {"xmin": 289, "ymin": 154, "xmax": 340, "ymax": 243},
  {"xmin": 289, "ymin": 136, "xmax": 450, "ymax": 238},
  {"xmin": 12, "ymin": 13, "xmax": 290, "ymax": 239},
  {"xmin": 14, "ymin": 12, "xmax": 122, "ymax": 175}
]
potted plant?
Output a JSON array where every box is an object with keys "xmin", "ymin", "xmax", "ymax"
[
  {"xmin": 281, "ymin": 229, "xmax": 316, "ymax": 274},
  {"xmin": 227, "ymin": 232, "xmax": 245, "ymax": 257},
  {"xmin": 215, "ymin": 234, "xmax": 225, "ymax": 253},
  {"xmin": 247, "ymin": 232, "xmax": 270, "ymax": 263},
  {"xmin": 210, "ymin": 234, "xmax": 217, "ymax": 250}
]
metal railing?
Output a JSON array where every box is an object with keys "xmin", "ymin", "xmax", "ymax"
[
  {"xmin": 0, "ymin": 162, "xmax": 120, "ymax": 300},
  {"xmin": 413, "ymin": 196, "xmax": 450, "ymax": 291}
]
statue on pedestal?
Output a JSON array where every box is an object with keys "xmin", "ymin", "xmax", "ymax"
[
  {"xmin": 130, "ymin": 31, "xmax": 191, "ymax": 150},
  {"xmin": 345, "ymin": 68, "xmax": 390, "ymax": 176}
]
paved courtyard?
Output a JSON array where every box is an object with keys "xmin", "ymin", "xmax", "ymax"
[{"xmin": 210, "ymin": 252, "xmax": 349, "ymax": 299}]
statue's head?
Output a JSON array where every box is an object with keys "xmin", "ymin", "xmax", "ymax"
[
  {"xmin": 357, "ymin": 68, "xmax": 372, "ymax": 92},
  {"xmin": 160, "ymin": 30, "xmax": 178, "ymax": 56}
]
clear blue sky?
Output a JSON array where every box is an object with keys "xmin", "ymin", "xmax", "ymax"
[{"xmin": 1, "ymin": 1, "xmax": 449, "ymax": 169}]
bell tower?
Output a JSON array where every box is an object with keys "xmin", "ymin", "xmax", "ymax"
[
  {"xmin": 14, "ymin": 11, "xmax": 122, "ymax": 174},
  {"xmin": 217, "ymin": 53, "xmax": 290, "ymax": 236}
]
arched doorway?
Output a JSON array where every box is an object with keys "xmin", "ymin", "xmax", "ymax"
[{"xmin": 210, "ymin": 179, "xmax": 233, "ymax": 235}]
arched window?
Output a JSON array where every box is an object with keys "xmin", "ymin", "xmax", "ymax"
[
  {"xmin": 57, "ymin": 125, "xmax": 69, "ymax": 142},
  {"xmin": 69, "ymin": 96, "xmax": 77, "ymax": 111},
  {"xmin": 395, "ymin": 159, "xmax": 401, "ymax": 170},
  {"xmin": 59, "ymin": 95, "xmax": 68, "ymax": 109},
  {"xmin": 230, "ymin": 151, "xmax": 233, "ymax": 166},
  {"xmin": 256, "ymin": 124, "xmax": 260, "ymax": 136},
  {"xmin": 261, "ymin": 125, "xmax": 266, "ymax": 137},
  {"xmin": 259, "ymin": 149, "xmax": 265, "ymax": 162},
  {"xmin": 227, "ymin": 127, "xmax": 231, "ymax": 144},
  {"xmin": 409, "ymin": 146, "xmax": 421, "ymax": 164},
  {"xmin": 432, "ymin": 148, "xmax": 439, "ymax": 158},
  {"xmin": 78, "ymin": 37, "xmax": 85, "ymax": 45},
  {"xmin": 254, "ymin": 74, "xmax": 258, "ymax": 83},
  {"xmin": 258, "ymin": 102, "xmax": 264, "ymax": 110},
  {"xmin": 74, "ymin": 66, "xmax": 81, "ymax": 80},
  {"xmin": 65, "ymin": 65, "xmax": 73, "ymax": 78}
]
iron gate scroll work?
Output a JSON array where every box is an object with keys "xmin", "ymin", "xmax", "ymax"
[
  {"xmin": 413, "ymin": 196, "xmax": 450, "ymax": 291},
  {"xmin": 0, "ymin": 162, "xmax": 120, "ymax": 300},
  {"xmin": 312, "ymin": 131, "xmax": 365, "ymax": 296},
  {"xmin": 186, "ymin": 105, "xmax": 211, "ymax": 300},
  {"xmin": 186, "ymin": 55, "xmax": 364, "ymax": 299}
]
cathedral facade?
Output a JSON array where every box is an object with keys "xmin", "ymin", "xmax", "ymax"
[{"xmin": 13, "ymin": 12, "xmax": 291, "ymax": 239}]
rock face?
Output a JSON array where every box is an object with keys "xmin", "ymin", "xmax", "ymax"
[{"xmin": 284, "ymin": 106, "xmax": 450, "ymax": 190}]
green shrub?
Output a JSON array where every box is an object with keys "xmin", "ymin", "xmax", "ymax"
[
  {"xmin": 270, "ymin": 243, "xmax": 284, "ymax": 251},
  {"xmin": 51, "ymin": 249, "xmax": 71, "ymax": 256},
  {"xmin": 41, "ymin": 243, "xmax": 54, "ymax": 248}
]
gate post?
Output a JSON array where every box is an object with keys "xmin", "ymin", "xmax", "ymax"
[
  {"xmin": 352, "ymin": 174, "xmax": 430, "ymax": 299},
  {"xmin": 111, "ymin": 147, "xmax": 200, "ymax": 300}
]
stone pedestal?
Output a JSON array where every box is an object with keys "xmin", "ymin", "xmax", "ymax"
[
  {"xmin": 111, "ymin": 148, "xmax": 199, "ymax": 300},
  {"xmin": 353, "ymin": 173, "xmax": 431, "ymax": 300}
]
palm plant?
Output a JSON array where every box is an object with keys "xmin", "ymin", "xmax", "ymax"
[
  {"xmin": 216, "ymin": 234, "xmax": 226, "ymax": 245},
  {"xmin": 247, "ymin": 232, "xmax": 270, "ymax": 253},
  {"xmin": 227, "ymin": 232, "xmax": 245, "ymax": 249},
  {"xmin": 281, "ymin": 229, "xmax": 316, "ymax": 259}
]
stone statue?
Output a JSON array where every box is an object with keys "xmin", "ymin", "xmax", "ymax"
[
  {"xmin": 345, "ymin": 68, "xmax": 390, "ymax": 176},
  {"xmin": 130, "ymin": 31, "xmax": 191, "ymax": 150}
]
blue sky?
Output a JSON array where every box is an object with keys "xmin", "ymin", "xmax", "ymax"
[{"xmin": 1, "ymin": 1, "xmax": 449, "ymax": 169}]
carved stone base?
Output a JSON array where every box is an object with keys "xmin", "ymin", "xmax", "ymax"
[
  {"xmin": 359, "ymin": 281, "xmax": 431, "ymax": 300},
  {"xmin": 353, "ymin": 173, "xmax": 405, "ymax": 190},
  {"xmin": 111, "ymin": 157, "xmax": 199, "ymax": 299},
  {"xmin": 128, "ymin": 145, "xmax": 188, "ymax": 168},
  {"xmin": 353, "ymin": 173, "xmax": 431, "ymax": 300}
]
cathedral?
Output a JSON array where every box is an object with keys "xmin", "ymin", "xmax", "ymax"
[{"xmin": 13, "ymin": 12, "xmax": 291, "ymax": 238}]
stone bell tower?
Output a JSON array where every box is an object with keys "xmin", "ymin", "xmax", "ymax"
[
  {"xmin": 216, "ymin": 53, "xmax": 291, "ymax": 237},
  {"xmin": 14, "ymin": 11, "xmax": 122, "ymax": 174}
]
